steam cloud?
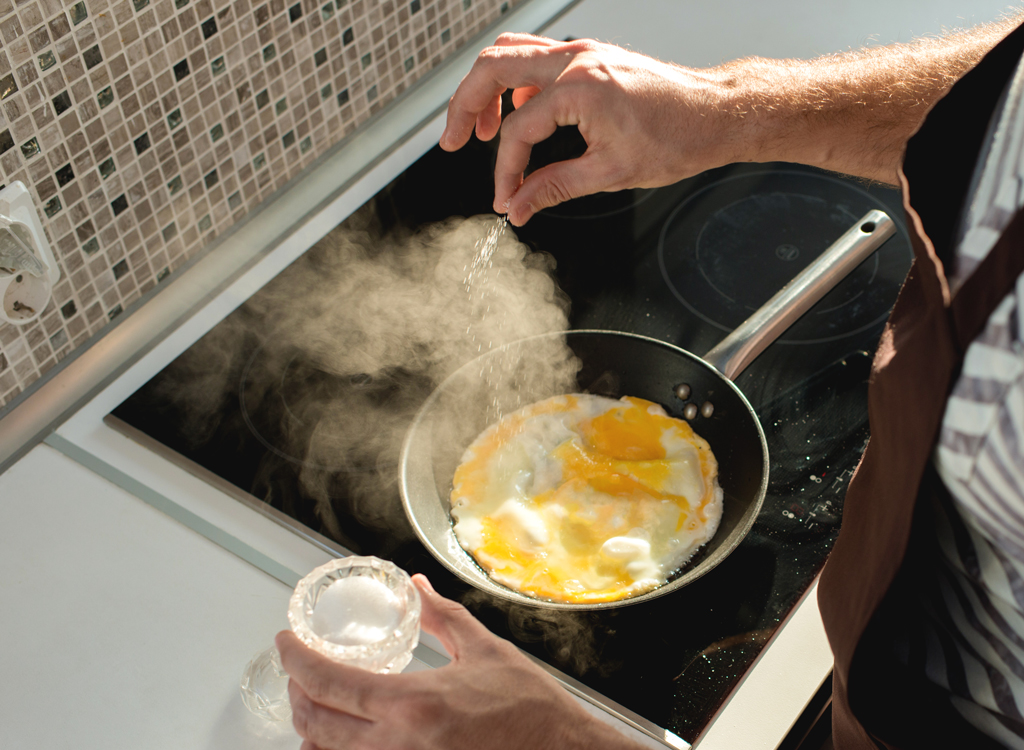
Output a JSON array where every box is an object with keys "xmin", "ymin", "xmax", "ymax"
[
  {"xmin": 278, "ymin": 209, "xmax": 572, "ymax": 532},
  {"xmin": 158, "ymin": 205, "xmax": 573, "ymax": 541}
]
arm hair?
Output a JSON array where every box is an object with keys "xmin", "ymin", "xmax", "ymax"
[{"xmin": 703, "ymin": 12, "xmax": 1024, "ymax": 183}]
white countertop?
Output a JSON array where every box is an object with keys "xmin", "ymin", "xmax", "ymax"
[
  {"xmin": 548, "ymin": 0, "xmax": 1014, "ymax": 67},
  {"xmin": 0, "ymin": 445, "xmax": 303, "ymax": 748},
  {"xmin": 1, "ymin": 1, "xmax": 1016, "ymax": 748}
]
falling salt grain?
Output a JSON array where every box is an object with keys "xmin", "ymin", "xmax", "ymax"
[
  {"xmin": 463, "ymin": 214, "xmax": 508, "ymax": 294},
  {"xmin": 463, "ymin": 214, "xmax": 517, "ymax": 420},
  {"xmin": 311, "ymin": 576, "xmax": 403, "ymax": 646}
]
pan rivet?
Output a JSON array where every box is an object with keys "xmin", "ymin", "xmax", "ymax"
[
  {"xmin": 701, "ymin": 401, "xmax": 714, "ymax": 418},
  {"xmin": 674, "ymin": 383, "xmax": 691, "ymax": 400},
  {"xmin": 683, "ymin": 403, "xmax": 698, "ymax": 420}
]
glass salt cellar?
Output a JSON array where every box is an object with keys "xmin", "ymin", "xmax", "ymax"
[{"xmin": 240, "ymin": 555, "xmax": 422, "ymax": 721}]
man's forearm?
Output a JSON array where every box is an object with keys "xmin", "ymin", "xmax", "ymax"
[
  {"xmin": 702, "ymin": 15, "xmax": 1022, "ymax": 184},
  {"xmin": 442, "ymin": 15, "xmax": 1024, "ymax": 224}
]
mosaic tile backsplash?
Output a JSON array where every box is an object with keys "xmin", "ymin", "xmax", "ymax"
[{"xmin": 0, "ymin": 0, "xmax": 522, "ymax": 409}]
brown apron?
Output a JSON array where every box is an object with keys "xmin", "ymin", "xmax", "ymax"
[{"xmin": 819, "ymin": 20, "xmax": 1024, "ymax": 750}]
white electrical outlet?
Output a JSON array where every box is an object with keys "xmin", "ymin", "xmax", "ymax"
[{"xmin": 0, "ymin": 182, "xmax": 60, "ymax": 326}]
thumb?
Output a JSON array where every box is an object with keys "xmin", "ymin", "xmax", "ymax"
[
  {"xmin": 412, "ymin": 574, "xmax": 493, "ymax": 661},
  {"xmin": 507, "ymin": 154, "xmax": 607, "ymax": 225}
]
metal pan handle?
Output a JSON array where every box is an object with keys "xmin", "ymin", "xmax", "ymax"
[{"xmin": 702, "ymin": 209, "xmax": 896, "ymax": 381}]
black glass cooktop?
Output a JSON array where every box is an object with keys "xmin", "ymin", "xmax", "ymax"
[{"xmin": 111, "ymin": 128, "xmax": 911, "ymax": 745}]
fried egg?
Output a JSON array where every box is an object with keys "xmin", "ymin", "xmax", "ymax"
[{"xmin": 450, "ymin": 394, "xmax": 723, "ymax": 603}]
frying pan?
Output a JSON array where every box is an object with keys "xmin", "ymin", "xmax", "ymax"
[{"xmin": 400, "ymin": 210, "xmax": 896, "ymax": 610}]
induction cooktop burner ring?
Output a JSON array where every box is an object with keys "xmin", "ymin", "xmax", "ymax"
[
  {"xmin": 656, "ymin": 168, "xmax": 912, "ymax": 345},
  {"xmin": 692, "ymin": 194, "xmax": 879, "ymax": 309},
  {"xmin": 238, "ymin": 341, "xmax": 378, "ymax": 473}
]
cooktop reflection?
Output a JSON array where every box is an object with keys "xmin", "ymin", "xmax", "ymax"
[{"xmin": 110, "ymin": 131, "xmax": 911, "ymax": 746}]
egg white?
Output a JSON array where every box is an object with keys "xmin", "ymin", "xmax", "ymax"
[{"xmin": 450, "ymin": 394, "xmax": 723, "ymax": 603}]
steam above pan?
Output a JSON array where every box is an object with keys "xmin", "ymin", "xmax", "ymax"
[{"xmin": 137, "ymin": 208, "xmax": 575, "ymax": 543}]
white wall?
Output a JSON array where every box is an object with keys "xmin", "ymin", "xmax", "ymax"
[{"xmin": 545, "ymin": 0, "xmax": 1020, "ymax": 65}]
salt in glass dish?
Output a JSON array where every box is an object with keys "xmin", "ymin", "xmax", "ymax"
[{"xmin": 240, "ymin": 555, "xmax": 422, "ymax": 721}]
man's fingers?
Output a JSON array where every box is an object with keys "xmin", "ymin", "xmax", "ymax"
[
  {"xmin": 442, "ymin": 83, "xmax": 506, "ymax": 149},
  {"xmin": 413, "ymin": 574, "xmax": 496, "ymax": 661},
  {"xmin": 491, "ymin": 90, "xmax": 559, "ymax": 209},
  {"xmin": 441, "ymin": 38, "xmax": 573, "ymax": 150},
  {"xmin": 492, "ymin": 89, "xmax": 574, "ymax": 216},
  {"xmin": 507, "ymin": 154, "xmax": 613, "ymax": 225},
  {"xmin": 493, "ymin": 133, "xmax": 530, "ymax": 212},
  {"xmin": 470, "ymin": 33, "xmax": 558, "ymax": 137},
  {"xmin": 289, "ymin": 679, "xmax": 375, "ymax": 749},
  {"xmin": 474, "ymin": 93, "xmax": 504, "ymax": 143},
  {"xmin": 276, "ymin": 630, "xmax": 390, "ymax": 719}
]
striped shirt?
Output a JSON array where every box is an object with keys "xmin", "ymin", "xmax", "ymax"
[{"xmin": 895, "ymin": 52, "xmax": 1024, "ymax": 747}]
